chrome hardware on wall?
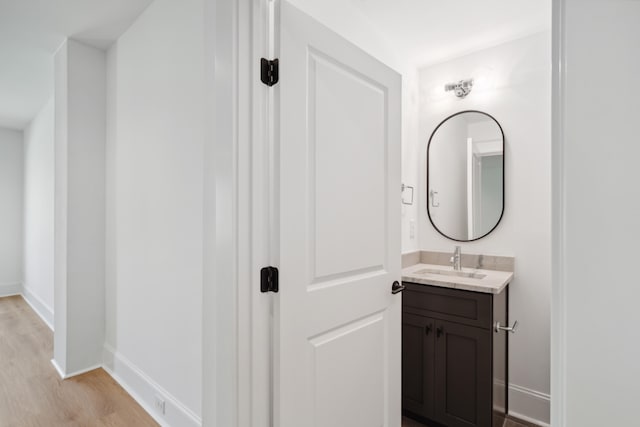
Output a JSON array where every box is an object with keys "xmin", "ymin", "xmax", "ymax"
[
  {"xmin": 401, "ymin": 183, "xmax": 414, "ymax": 205},
  {"xmin": 429, "ymin": 189, "xmax": 440, "ymax": 207},
  {"xmin": 444, "ymin": 78, "xmax": 474, "ymax": 98},
  {"xmin": 391, "ymin": 281, "xmax": 405, "ymax": 294},
  {"xmin": 495, "ymin": 320, "xmax": 518, "ymax": 334}
]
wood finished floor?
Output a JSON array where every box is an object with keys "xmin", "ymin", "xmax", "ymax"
[
  {"xmin": 0, "ymin": 295, "xmax": 158, "ymax": 427},
  {"xmin": 1, "ymin": 295, "xmax": 538, "ymax": 427}
]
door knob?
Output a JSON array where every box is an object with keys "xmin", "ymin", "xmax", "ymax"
[
  {"xmin": 425, "ymin": 324, "xmax": 433, "ymax": 335},
  {"xmin": 391, "ymin": 281, "xmax": 405, "ymax": 294},
  {"xmin": 436, "ymin": 326, "xmax": 443, "ymax": 338}
]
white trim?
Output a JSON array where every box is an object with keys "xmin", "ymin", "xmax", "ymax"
[
  {"xmin": 50, "ymin": 343, "xmax": 201, "ymax": 427},
  {"xmin": 103, "ymin": 344, "xmax": 201, "ymax": 427},
  {"xmin": 205, "ymin": 0, "xmax": 272, "ymax": 426},
  {"xmin": 509, "ymin": 383, "xmax": 551, "ymax": 426},
  {"xmin": 21, "ymin": 288, "xmax": 54, "ymax": 331},
  {"xmin": 50, "ymin": 359, "xmax": 102, "ymax": 380},
  {"xmin": 510, "ymin": 412, "xmax": 551, "ymax": 427},
  {"xmin": 248, "ymin": 1, "xmax": 274, "ymax": 427},
  {"xmin": 551, "ymin": 0, "xmax": 567, "ymax": 426},
  {"xmin": 0, "ymin": 282, "xmax": 22, "ymax": 297},
  {"xmin": 51, "ymin": 358, "xmax": 66, "ymax": 379},
  {"xmin": 206, "ymin": 0, "xmax": 242, "ymax": 425}
]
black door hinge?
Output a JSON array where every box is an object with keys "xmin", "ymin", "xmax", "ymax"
[
  {"xmin": 260, "ymin": 266, "xmax": 279, "ymax": 293},
  {"xmin": 261, "ymin": 58, "xmax": 279, "ymax": 87}
]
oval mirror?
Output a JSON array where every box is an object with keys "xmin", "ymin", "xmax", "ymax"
[{"xmin": 427, "ymin": 111, "xmax": 504, "ymax": 241}]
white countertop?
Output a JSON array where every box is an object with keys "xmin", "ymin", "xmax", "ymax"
[{"xmin": 402, "ymin": 263, "xmax": 513, "ymax": 295}]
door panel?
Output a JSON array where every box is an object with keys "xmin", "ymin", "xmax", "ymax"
[
  {"xmin": 310, "ymin": 50, "xmax": 387, "ymax": 283},
  {"xmin": 312, "ymin": 313, "xmax": 385, "ymax": 427},
  {"xmin": 435, "ymin": 320, "xmax": 491, "ymax": 427},
  {"xmin": 276, "ymin": 1, "xmax": 402, "ymax": 426}
]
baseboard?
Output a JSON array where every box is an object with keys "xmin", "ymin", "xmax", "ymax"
[
  {"xmin": 50, "ymin": 359, "xmax": 103, "ymax": 380},
  {"xmin": 102, "ymin": 344, "xmax": 201, "ymax": 427},
  {"xmin": 21, "ymin": 288, "xmax": 54, "ymax": 331},
  {"xmin": 508, "ymin": 383, "xmax": 551, "ymax": 427},
  {"xmin": 51, "ymin": 359, "xmax": 66, "ymax": 379},
  {"xmin": 20, "ymin": 293, "xmax": 199, "ymax": 427},
  {"xmin": 0, "ymin": 282, "xmax": 22, "ymax": 297}
]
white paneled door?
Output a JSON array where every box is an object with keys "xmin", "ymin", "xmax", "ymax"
[{"xmin": 275, "ymin": 2, "xmax": 402, "ymax": 426}]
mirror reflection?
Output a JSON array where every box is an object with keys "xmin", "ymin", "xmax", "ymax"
[{"xmin": 427, "ymin": 111, "xmax": 504, "ymax": 241}]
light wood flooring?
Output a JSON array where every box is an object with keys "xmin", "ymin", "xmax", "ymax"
[
  {"xmin": 0, "ymin": 295, "xmax": 158, "ymax": 427},
  {"xmin": 2, "ymin": 294, "xmax": 540, "ymax": 427}
]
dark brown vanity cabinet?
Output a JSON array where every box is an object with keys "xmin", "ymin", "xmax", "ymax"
[{"xmin": 402, "ymin": 282, "xmax": 508, "ymax": 427}]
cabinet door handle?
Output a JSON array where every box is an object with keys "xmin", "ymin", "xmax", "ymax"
[
  {"xmin": 425, "ymin": 324, "xmax": 432, "ymax": 335},
  {"xmin": 391, "ymin": 281, "xmax": 405, "ymax": 294},
  {"xmin": 436, "ymin": 327, "xmax": 443, "ymax": 338},
  {"xmin": 495, "ymin": 320, "xmax": 518, "ymax": 334}
]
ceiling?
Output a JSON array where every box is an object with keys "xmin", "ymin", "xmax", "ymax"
[
  {"xmin": 350, "ymin": 0, "xmax": 551, "ymax": 68},
  {"xmin": 0, "ymin": 0, "xmax": 551, "ymax": 131},
  {"xmin": 0, "ymin": 0, "xmax": 153, "ymax": 130}
]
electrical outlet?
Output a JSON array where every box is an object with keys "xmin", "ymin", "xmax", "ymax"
[
  {"xmin": 154, "ymin": 395, "xmax": 166, "ymax": 415},
  {"xmin": 409, "ymin": 220, "xmax": 416, "ymax": 239}
]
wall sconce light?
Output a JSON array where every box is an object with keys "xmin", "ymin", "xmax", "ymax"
[{"xmin": 444, "ymin": 79, "xmax": 474, "ymax": 98}]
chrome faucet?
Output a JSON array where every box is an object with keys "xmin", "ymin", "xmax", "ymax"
[{"xmin": 450, "ymin": 246, "xmax": 462, "ymax": 271}]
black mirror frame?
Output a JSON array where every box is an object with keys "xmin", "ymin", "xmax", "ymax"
[{"xmin": 426, "ymin": 110, "xmax": 505, "ymax": 242}]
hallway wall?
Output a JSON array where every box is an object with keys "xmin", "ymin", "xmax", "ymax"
[
  {"xmin": 22, "ymin": 98, "xmax": 55, "ymax": 326},
  {"xmin": 0, "ymin": 127, "xmax": 23, "ymax": 296},
  {"xmin": 105, "ymin": 0, "xmax": 204, "ymax": 424}
]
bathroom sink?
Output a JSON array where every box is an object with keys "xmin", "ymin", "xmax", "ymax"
[
  {"xmin": 413, "ymin": 268, "xmax": 487, "ymax": 280},
  {"xmin": 402, "ymin": 262, "xmax": 513, "ymax": 294}
]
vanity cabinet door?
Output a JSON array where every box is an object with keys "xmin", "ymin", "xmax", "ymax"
[
  {"xmin": 435, "ymin": 320, "xmax": 492, "ymax": 427},
  {"xmin": 402, "ymin": 313, "xmax": 436, "ymax": 420}
]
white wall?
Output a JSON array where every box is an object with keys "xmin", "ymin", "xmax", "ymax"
[
  {"xmin": 105, "ymin": 0, "xmax": 204, "ymax": 423},
  {"xmin": 22, "ymin": 98, "xmax": 55, "ymax": 325},
  {"xmin": 0, "ymin": 127, "xmax": 23, "ymax": 296},
  {"xmin": 401, "ymin": 71, "xmax": 421, "ymax": 253},
  {"xmin": 53, "ymin": 39, "xmax": 106, "ymax": 376},
  {"xmin": 555, "ymin": 1, "xmax": 640, "ymax": 425},
  {"xmin": 418, "ymin": 32, "xmax": 551, "ymax": 424}
]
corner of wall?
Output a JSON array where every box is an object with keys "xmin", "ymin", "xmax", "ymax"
[
  {"xmin": 0, "ymin": 283, "xmax": 22, "ymax": 298},
  {"xmin": 53, "ymin": 34, "xmax": 106, "ymax": 379}
]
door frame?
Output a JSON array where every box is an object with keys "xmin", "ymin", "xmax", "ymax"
[
  {"xmin": 205, "ymin": 0, "xmax": 568, "ymax": 426},
  {"xmin": 550, "ymin": 0, "xmax": 567, "ymax": 425},
  {"xmin": 204, "ymin": 0, "xmax": 273, "ymax": 425}
]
